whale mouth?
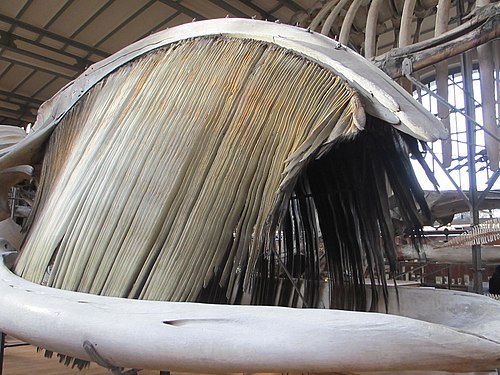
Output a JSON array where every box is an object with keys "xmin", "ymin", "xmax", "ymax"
[{"xmin": 3, "ymin": 20, "xmax": 439, "ymax": 311}]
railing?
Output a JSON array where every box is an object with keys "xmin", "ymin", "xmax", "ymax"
[
  {"xmin": 394, "ymin": 260, "xmax": 467, "ymax": 291},
  {"xmin": 395, "ymin": 261, "xmax": 500, "ymax": 299}
]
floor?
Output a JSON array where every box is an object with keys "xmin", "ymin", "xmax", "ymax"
[
  {"xmin": 2, "ymin": 342, "xmax": 165, "ymax": 374},
  {"xmin": 2, "ymin": 342, "xmax": 277, "ymax": 375}
]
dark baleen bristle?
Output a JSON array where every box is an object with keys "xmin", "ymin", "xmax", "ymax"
[
  {"xmin": 251, "ymin": 116, "xmax": 429, "ymax": 311},
  {"xmin": 37, "ymin": 347, "xmax": 90, "ymax": 370}
]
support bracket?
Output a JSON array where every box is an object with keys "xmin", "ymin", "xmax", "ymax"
[
  {"xmin": 401, "ymin": 57, "xmax": 413, "ymax": 76},
  {"xmin": 83, "ymin": 340, "xmax": 140, "ymax": 375}
]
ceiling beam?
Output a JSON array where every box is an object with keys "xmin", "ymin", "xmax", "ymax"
[
  {"xmin": 0, "ymin": 43, "xmax": 82, "ymax": 72},
  {"xmin": 138, "ymin": 11, "xmax": 183, "ymax": 40},
  {"xmin": 0, "ymin": 116, "xmax": 25, "ymax": 127},
  {"xmin": 0, "ymin": 89, "xmax": 43, "ymax": 107},
  {"xmin": 0, "ymin": 99, "xmax": 39, "ymax": 113},
  {"xmin": 158, "ymin": 0, "xmax": 205, "ymax": 20},
  {"xmin": 95, "ymin": 0, "xmax": 156, "ymax": 49},
  {"xmin": 239, "ymin": 1, "xmax": 276, "ymax": 20},
  {"xmin": 0, "ymin": 106, "xmax": 36, "ymax": 122},
  {"xmin": 207, "ymin": 0, "xmax": 249, "ymax": 18},
  {"xmin": 0, "ymin": 56, "xmax": 74, "ymax": 80},
  {"xmin": 275, "ymin": 0, "xmax": 306, "ymax": 13},
  {"xmin": 7, "ymin": 32, "xmax": 91, "ymax": 68},
  {"xmin": 43, "ymin": 0, "xmax": 76, "ymax": 31},
  {"xmin": 0, "ymin": 13, "xmax": 109, "ymax": 58},
  {"xmin": 68, "ymin": 1, "xmax": 115, "ymax": 41}
]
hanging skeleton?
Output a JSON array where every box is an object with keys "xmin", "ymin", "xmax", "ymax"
[{"xmin": 310, "ymin": 0, "xmax": 499, "ymax": 171}]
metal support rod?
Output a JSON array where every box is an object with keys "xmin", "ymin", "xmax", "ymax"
[
  {"xmin": 9, "ymin": 188, "xmax": 17, "ymax": 220},
  {"xmin": 0, "ymin": 13, "xmax": 109, "ymax": 58},
  {"xmin": 459, "ymin": 0, "xmax": 482, "ymax": 294},
  {"xmin": 425, "ymin": 147, "xmax": 472, "ymax": 207},
  {"xmin": 0, "ymin": 332, "xmax": 5, "ymax": 375},
  {"xmin": 395, "ymin": 263, "xmax": 427, "ymax": 279},
  {"xmin": 406, "ymin": 71, "xmax": 500, "ymax": 143},
  {"xmin": 447, "ymin": 266, "xmax": 451, "ymax": 289},
  {"xmin": 477, "ymin": 168, "xmax": 500, "ymax": 206}
]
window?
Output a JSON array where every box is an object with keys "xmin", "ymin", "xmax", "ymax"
[{"xmin": 413, "ymin": 69, "xmax": 499, "ymax": 192}]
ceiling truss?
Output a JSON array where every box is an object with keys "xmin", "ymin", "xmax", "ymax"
[{"xmin": 0, "ymin": 0, "xmax": 311, "ymax": 127}]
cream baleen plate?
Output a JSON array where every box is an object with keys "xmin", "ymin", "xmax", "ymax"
[{"xmin": 0, "ymin": 18, "xmax": 446, "ymax": 171}]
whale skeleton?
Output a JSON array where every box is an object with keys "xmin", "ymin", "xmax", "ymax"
[
  {"xmin": 0, "ymin": 18, "xmax": 445, "ymax": 171},
  {"xmin": 1, "ymin": 18, "xmax": 498, "ymax": 374},
  {"xmin": 3, "ymin": 18, "xmax": 443, "ymax": 307},
  {"xmin": 0, "ymin": 250, "xmax": 499, "ymax": 374}
]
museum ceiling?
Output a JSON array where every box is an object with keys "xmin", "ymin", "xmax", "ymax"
[{"xmin": 0, "ymin": 0, "xmax": 488, "ymax": 128}]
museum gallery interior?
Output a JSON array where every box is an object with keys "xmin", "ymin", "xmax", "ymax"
[{"xmin": 0, "ymin": 1, "xmax": 499, "ymax": 374}]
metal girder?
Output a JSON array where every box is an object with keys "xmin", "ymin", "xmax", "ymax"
[
  {"xmin": 403, "ymin": 64, "xmax": 500, "ymax": 144},
  {"xmin": 137, "ymin": 11, "xmax": 183, "ymax": 40},
  {"xmin": 208, "ymin": 0, "xmax": 249, "ymax": 18},
  {"xmin": 425, "ymin": 147, "xmax": 473, "ymax": 208},
  {"xmin": 0, "ymin": 13, "xmax": 109, "ymax": 58},
  {"xmin": 478, "ymin": 169, "xmax": 500, "ymax": 206},
  {"xmin": 0, "ymin": 117, "xmax": 24, "ymax": 127},
  {"xmin": 0, "ymin": 98, "xmax": 39, "ymax": 113},
  {"xmin": 43, "ymin": 0, "xmax": 76, "ymax": 31},
  {"xmin": 94, "ymin": 0, "xmax": 157, "ymax": 49},
  {"xmin": 0, "ymin": 43, "xmax": 81, "ymax": 73},
  {"xmin": 0, "ymin": 56, "xmax": 75, "ymax": 80},
  {"xmin": 67, "ymin": 0, "xmax": 115, "ymax": 41},
  {"xmin": 240, "ymin": 1, "xmax": 276, "ymax": 20},
  {"xmin": 0, "ymin": 31, "xmax": 14, "ymax": 48},
  {"xmin": 206, "ymin": 0, "xmax": 276, "ymax": 21},
  {"xmin": 0, "ymin": 90, "xmax": 43, "ymax": 107},
  {"xmin": 0, "ymin": 106, "xmax": 36, "ymax": 122},
  {"xmin": 158, "ymin": 0, "xmax": 205, "ymax": 20},
  {"xmin": 458, "ymin": 0, "xmax": 481, "ymax": 295},
  {"xmin": 8, "ymin": 32, "xmax": 91, "ymax": 68},
  {"xmin": 275, "ymin": 0, "xmax": 306, "ymax": 13}
]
